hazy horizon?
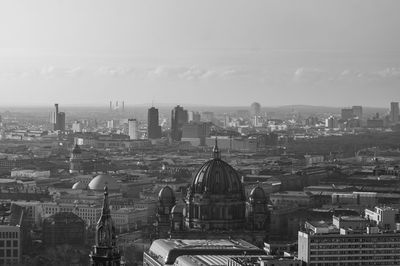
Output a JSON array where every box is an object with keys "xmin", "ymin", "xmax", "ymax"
[{"xmin": 1, "ymin": 0, "xmax": 399, "ymax": 107}]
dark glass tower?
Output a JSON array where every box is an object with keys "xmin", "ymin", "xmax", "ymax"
[
  {"xmin": 171, "ymin": 105, "xmax": 188, "ymax": 141},
  {"xmin": 90, "ymin": 186, "xmax": 122, "ymax": 266},
  {"xmin": 148, "ymin": 107, "xmax": 162, "ymax": 139}
]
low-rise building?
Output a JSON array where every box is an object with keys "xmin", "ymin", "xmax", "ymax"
[{"xmin": 143, "ymin": 239, "xmax": 265, "ymax": 266}]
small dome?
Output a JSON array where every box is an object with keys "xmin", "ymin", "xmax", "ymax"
[
  {"xmin": 88, "ymin": 174, "xmax": 119, "ymax": 191},
  {"xmin": 72, "ymin": 181, "xmax": 86, "ymax": 190},
  {"xmin": 158, "ymin": 186, "xmax": 175, "ymax": 205},
  {"xmin": 249, "ymin": 186, "xmax": 266, "ymax": 202}
]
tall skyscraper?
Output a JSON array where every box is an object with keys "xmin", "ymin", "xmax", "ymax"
[
  {"xmin": 148, "ymin": 107, "xmax": 162, "ymax": 139},
  {"xmin": 171, "ymin": 105, "xmax": 188, "ymax": 141},
  {"xmin": 352, "ymin": 106, "xmax": 363, "ymax": 120},
  {"xmin": 390, "ymin": 102, "xmax": 399, "ymax": 124},
  {"xmin": 89, "ymin": 187, "xmax": 122, "ymax": 265},
  {"xmin": 51, "ymin": 103, "xmax": 66, "ymax": 131},
  {"xmin": 128, "ymin": 119, "xmax": 139, "ymax": 140}
]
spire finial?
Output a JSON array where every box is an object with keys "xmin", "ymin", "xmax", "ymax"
[{"xmin": 213, "ymin": 136, "xmax": 221, "ymax": 159}]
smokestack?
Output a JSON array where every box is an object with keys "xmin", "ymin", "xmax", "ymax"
[{"xmin": 54, "ymin": 103, "xmax": 59, "ymax": 114}]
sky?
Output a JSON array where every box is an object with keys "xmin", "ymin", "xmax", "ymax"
[{"xmin": 0, "ymin": 0, "xmax": 399, "ymax": 107}]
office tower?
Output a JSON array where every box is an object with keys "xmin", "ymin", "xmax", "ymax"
[
  {"xmin": 89, "ymin": 187, "xmax": 122, "ymax": 266},
  {"xmin": 109, "ymin": 101, "xmax": 112, "ymax": 112},
  {"xmin": 250, "ymin": 102, "xmax": 261, "ymax": 116},
  {"xmin": 128, "ymin": 119, "xmax": 139, "ymax": 140},
  {"xmin": 341, "ymin": 108, "xmax": 354, "ymax": 120},
  {"xmin": 148, "ymin": 107, "xmax": 162, "ymax": 139},
  {"xmin": 390, "ymin": 102, "xmax": 399, "ymax": 124},
  {"xmin": 52, "ymin": 103, "xmax": 66, "ymax": 131},
  {"xmin": 171, "ymin": 105, "xmax": 188, "ymax": 141},
  {"xmin": 352, "ymin": 106, "xmax": 363, "ymax": 120},
  {"xmin": 122, "ymin": 101, "xmax": 125, "ymax": 112},
  {"xmin": 188, "ymin": 111, "xmax": 201, "ymax": 123},
  {"xmin": 57, "ymin": 112, "xmax": 66, "ymax": 131}
]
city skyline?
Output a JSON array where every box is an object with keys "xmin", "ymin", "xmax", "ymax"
[{"xmin": 1, "ymin": 0, "xmax": 400, "ymax": 107}]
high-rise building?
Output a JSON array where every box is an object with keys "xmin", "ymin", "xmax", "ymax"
[
  {"xmin": 352, "ymin": 106, "xmax": 363, "ymax": 120},
  {"xmin": 148, "ymin": 107, "xmax": 162, "ymax": 139},
  {"xmin": 250, "ymin": 102, "xmax": 261, "ymax": 116},
  {"xmin": 390, "ymin": 102, "xmax": 399, "ymax": 124},
  {"xmin": 90, "ymin": 187, "xmax": 122, "ymax": 265},
  {"xmin": 171, "ymin": 105, "xmax": 188, "ymax": 141},
  {"xmin": 341, "ymin": 108, "xmax": 354, "ymax": 120},
  {"xmin": 188, "ymin": 111, "xmax": 201, "ymax": 123},
  {"xmin": 128, "ymin": 119, "xmax": 139, "ymax": 140},
  {"xmin": 51, "ymin": 103, "xmax": 66, "ymax": 131}
]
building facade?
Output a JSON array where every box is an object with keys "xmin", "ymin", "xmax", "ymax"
[
  {"xmin": 148, "ymin": 107, "xmax": 162, "ymax": 139},
  {"xmin": 171, "ymin": 105, "xmax": 188, "ymax": 141}
]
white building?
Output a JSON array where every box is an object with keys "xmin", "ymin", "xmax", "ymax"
[
  {"xmin": 128, "ymin": 119, "xmax": 139, "ymax": 140},
  {"xmin": 365, "ymin": 206, "xmax": 399, "ymax": 230}
]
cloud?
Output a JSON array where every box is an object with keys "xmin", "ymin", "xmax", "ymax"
[{"xmin": 293, "ymin": 67, "xmax": 328, "ymax": 83}]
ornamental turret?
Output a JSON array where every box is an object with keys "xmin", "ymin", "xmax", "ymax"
[{"xmin": 89, "ymin": 186, "xmax": 122, "ymax": 266}]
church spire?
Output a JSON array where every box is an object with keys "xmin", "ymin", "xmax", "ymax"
[
  {"xmin": 90, "ymin": 186, "xmax": 122, "ymax": 265},
  {"xmin": 213, "ymin": 137, "xmax": 221, "ymax": 159}
]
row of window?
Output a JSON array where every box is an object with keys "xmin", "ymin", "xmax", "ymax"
[
  {"xmin": 0, "ymin": 240, "xmax": 18, "ymax": 247},
  {"xmin": 0, "ymin": 232, "xmax": 18, "ymax": 239},
  {"xmin": 0, "ymin": 249, "xmax": 18, "ymax": 257},
  {"xmin": 311, "ymin": 237, "xmax": 400, "ymax": 243},
  {"xmin": 311, "ymin": 244, "xmax": 400, "ymax": 249},
  {"xmin": 310, "ymin": 256, "xmax": 400, "ymax": 261},
  {"xmin": 312, "ymin": 249, "xmax": 400, "ymax": 255}
]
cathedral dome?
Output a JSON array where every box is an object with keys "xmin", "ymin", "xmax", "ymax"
[
  {"xmin": 88, "ymin": 174, "xmax": 119, "ymax": 191},
  {"xmin": 158, "ymin": 186, "xmax": 175, "ymax": 205},
  {"xmin": 249, "ymin": 186, "xmax": 266, "ymax": 203},
  {"xmin": 191, "ymin": 157, "xmax": 243, "ymax": 195}
]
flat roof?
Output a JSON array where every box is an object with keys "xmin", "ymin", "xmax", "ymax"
[{"xmin": 148, "ymin": 239, "xmax": 264, "ymax": 265}]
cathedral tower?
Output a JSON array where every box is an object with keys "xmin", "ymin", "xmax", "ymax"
[{"xmin": 89, "ymin": 186, "xmax": 122, "ymax": 266}]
